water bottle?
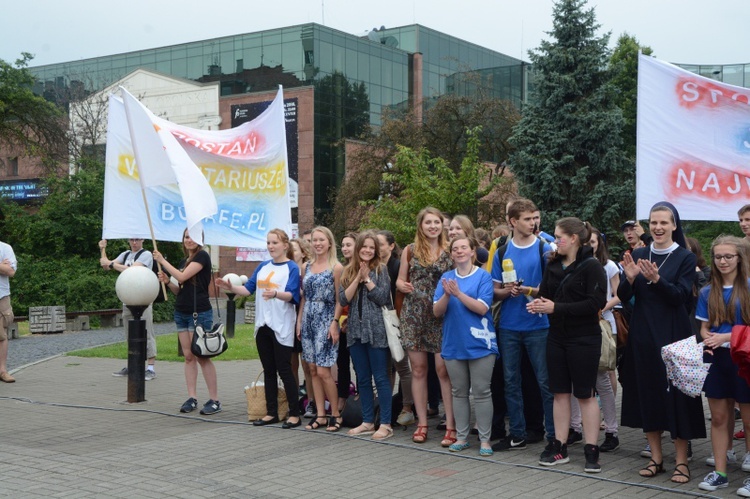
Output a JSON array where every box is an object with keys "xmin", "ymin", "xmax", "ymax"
[{"xmin": 501, "ymin": 258, "xmax": 517, "ymax": 284}]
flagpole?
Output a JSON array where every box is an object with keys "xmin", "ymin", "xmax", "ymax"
[{"xmin": 120, "ymin": 88, "xmax": 168, "ymax": 301}]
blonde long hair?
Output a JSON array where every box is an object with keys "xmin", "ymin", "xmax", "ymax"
[
  {"xmin": 311, "ymin": 226, "xmax": 339, "ymax": 269},
  {"xmin": 413, "ymin": 207, "xmax": 448, "ymax": 267}
]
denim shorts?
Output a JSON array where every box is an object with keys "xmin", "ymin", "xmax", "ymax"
[{"xmin": 174, "ymin": 309, "xmax": 213, "ymax": 332}]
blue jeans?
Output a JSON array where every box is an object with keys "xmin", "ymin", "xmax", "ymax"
[
  {"xmin": 499, "ymin": 328, "xmax": 554, "ymax": 440},
  {"xmin": 349, "ymin": 340, "xmax": 392, "ymax": 425}
]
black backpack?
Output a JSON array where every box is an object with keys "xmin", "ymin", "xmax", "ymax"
[{"xmin": 123, "ymin": 249, "xmax": 169, "ymax": 303}]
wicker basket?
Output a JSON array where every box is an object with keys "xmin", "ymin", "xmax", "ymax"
[{"xmin": 244, "ymin": 371, "xmax": 289, "ymax": 421}]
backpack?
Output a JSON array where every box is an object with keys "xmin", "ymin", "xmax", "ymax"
[{"xmin": 123, "ymin": 249, "xmax": 169, "ymax": 303}]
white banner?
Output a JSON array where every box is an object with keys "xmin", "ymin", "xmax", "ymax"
[
  {"xmin": 103, "ymin": 86, "xmax": 292, "ymax": 255},
  {"xmin": 636, "ymin": 54, "xmax": 750, "ymax": 220}
]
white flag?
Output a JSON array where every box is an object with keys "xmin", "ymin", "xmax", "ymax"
[
  {"xmin": 120, "ymin": 87, "xmax": 217, "ymax": 244},
  {"xmin": 636, "ymin": 54, "xmax": 750, "ymax": 220}
]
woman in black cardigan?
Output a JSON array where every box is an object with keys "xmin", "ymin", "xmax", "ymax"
[{"xmin": 527, "ymin": 218, "xmax": 607, "ymax": 472}]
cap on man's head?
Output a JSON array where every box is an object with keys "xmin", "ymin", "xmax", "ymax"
[{"xmin": 620, "ymin": 220, "xmax": 637, "ymax": 231}]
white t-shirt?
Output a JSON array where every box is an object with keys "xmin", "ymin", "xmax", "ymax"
[
  {"xmin": 116, "ymin": 248, "xmax": 153, "ymax": 268},
  {"xmin": 602, "ymin": 259, "xmax": 619, "ymax": 335},
  {"xmin": 0, "ymin": 241, "xmax": 16, "ymax": 299}
]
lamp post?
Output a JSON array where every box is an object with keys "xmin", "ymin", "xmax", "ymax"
[
  {"xmin": 116, "ymin": 266, "xmax": 159, "ymax": 403},
  {"xmin": 221, "ymin": 273, "xmax": 242, "ymax": 338}
]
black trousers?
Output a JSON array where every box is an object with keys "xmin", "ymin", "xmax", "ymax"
[
  {"xmin": 256, "ymin": 325, "xmax": 299, "ymax": 417},
  {"xmin": 337, "ymin": 332, "xmax": 352, "ymax": 399}
]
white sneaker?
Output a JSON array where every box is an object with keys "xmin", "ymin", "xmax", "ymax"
[
  {"xmin": 706, "ymin": 449, "xmax": 737, "ymax": 467},
  {"xmin": 739, "ymin": 477, "xmax": 750, "ymax": 497},
  {"xmin": 396, "ymin": 409, "xmax": 415, "ymax": 426},
  {"xmin": 743, "ymin": 452, "xmax": 750, "ymax": 472}
]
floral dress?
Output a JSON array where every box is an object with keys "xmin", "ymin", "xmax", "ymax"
[
  {"xmin": 400, "ymin": 245, "xmax": 453, "ymax": 353},
  {"xmin": 301, "ymin": 263, "xmax": 338, "ymax": 367}
]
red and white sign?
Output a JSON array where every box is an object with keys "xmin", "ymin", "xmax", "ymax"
[{"xmin": 636, "ymin": 54, "xmax": 750, "ymax": 220}]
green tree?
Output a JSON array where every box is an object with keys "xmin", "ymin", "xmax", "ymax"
[
  {"xmin": 361, "ymin": 128, "xmax": 503, "ymax": 245},
  {"xmin": 609, "ymin": 33, "xmax": 653, "ymax": 158},
  {"xmin": 508, "ymin": 0, "xmax": 632, "ymax": 235},
  {"xmin": 331, "ymin": 91, "xmax": 519, "ymax": 235},
  {"xmin": 0, "ymin": 53, "xmax": 67, "ymax": 164}
]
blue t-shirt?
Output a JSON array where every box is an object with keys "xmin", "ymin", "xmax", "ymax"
[
  {"xmin": 490, "ymin": 238, "xmax": 550, "ymax": 331},
  {"xmin": 695, "ymin": 281, "xmax": 749, "ymax": 347},
  {"xmin": 434, "ymin": 267, "xmax": 499, "ymax": 361},
  {"xmin": 245, "ymin": 259, "xmax": 300, "ymax": 347}
]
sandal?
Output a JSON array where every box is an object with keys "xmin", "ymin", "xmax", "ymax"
[
  {"xmin": 372, "ymin": 425, "xmax": 394, "ymax": 441},
  {"xmin": 412, "ymin": 425, "xmax": 429, "ymax": 443},
  {"xmin": 671, "ymin": 463, "xmax": 690, "ymax": 484},
  {"xmin": 347, "ymin": 423, "xmax": 376, "ymax": 436},
  {"xmin": 639, "ymin": 459, "xmax": 665, "ymax": 477},
  {"xmin": 326, "ymin": 415, "xmax": 343, "ymax": 432},
  {"xmin": 441, "ymin": 429, "xmax": 457, "ymax": 448},
  {"xmin": 305, "ymin": 417, "xmax": 327, "ymax": 430}
]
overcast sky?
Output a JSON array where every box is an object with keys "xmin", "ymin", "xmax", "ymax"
[{"xmin": 2, "ymin": 0, "xmax": 748, "ymax": 68}]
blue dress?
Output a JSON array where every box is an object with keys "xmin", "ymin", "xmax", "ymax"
[{"xmin": 301, "ymin": 263, "xmax": 338, "ymax": 367}]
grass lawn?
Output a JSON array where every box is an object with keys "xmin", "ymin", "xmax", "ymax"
[
  {"xmin": 68, "ymin": 323, "xmax": 259, "ymax": 361},
  {"xmin": 17, "ymin": 321, "xmax": 30, "ymax": 337}
]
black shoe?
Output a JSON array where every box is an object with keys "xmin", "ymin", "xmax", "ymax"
[
  {"xmin": 526, "ymin": 429, "xmax": 545, "ymax": 444},
  {"xmin": 492, "ymin": 435, "xmax": 527, "ymax": 451},
  {"xmin": 253, "ymin": 416, "xmax": 280, "ymax": 426},
  {"xmin": 600, "ymin": 433, "xmax": 620, "ymax": 452},
  {"xmin": 282, "ymin": 418, "xmax": 302, "ymax": 429},
  {"xmin": 179, "ymin": 397, "xmax": 198, "ymax": 413},
  {"xmin": 490, "ymin": 429, "xmax": 507, "ymax": 442},
  {"xmin": 200, "ymin": 399, "xmax": 222, "ymax": 415},
  {"xmin": 303, "ymin": 401, "xmax": 317, "ymax": 418},
  {"xmin": 584, "ymin": 444, "xmax": 601, "ymax": 473},
  {"xmin": 539, "ymin": 439, "xmax": 569, "ymax": 466},
  {"xmin": 566, "ymin": 429, "xmax": 583, "ymax": 446},
  {"xmin": 436, "ymin": 416, "xmax": 446, "ymax": 431}
]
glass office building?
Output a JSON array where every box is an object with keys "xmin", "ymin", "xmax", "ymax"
[
  {"xmin": 28, "ymin": 23, "xmax": 527, "ymax": 213},
  {"xmin": 677, "ymin": 62, "xmax": 750, "ymax": 88}
]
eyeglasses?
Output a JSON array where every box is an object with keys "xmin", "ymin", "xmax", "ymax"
[{"xmin": 713, "ymin": 254, "xmax": 738, "ymax": 262}]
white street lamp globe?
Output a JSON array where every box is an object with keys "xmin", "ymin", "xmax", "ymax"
[
  {"xmin": 116, "ymin": 266, "xmax": 160, "ymax": 306},
  {"xmin": 222, "ymin": 273, "xmax": 242, "ymax": 293}
]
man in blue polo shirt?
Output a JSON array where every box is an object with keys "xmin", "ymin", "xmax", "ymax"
[{"xmin": 491, "ymin": 198, "xmax": 554, "ymax": 451}]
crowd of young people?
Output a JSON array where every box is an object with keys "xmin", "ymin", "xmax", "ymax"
[{"xmin": 205, "ymin": 199, "xmax": 750, "ymax": 494}]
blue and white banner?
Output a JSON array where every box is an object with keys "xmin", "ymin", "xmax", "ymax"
[{"xmin": 103, "ymin": 86, "xmax": 292, "ymax": 256}]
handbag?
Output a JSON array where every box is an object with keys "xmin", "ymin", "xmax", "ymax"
[
  {"xmin": 189, "ymin": 273, "xmax": 228, "ymax": 359},
  {"xmin": 613, "ymin": 308, "xmax": 629, "ymax": 348},
  {"xmin": 383, "ymin": 306, "xmax": 405, "ymax": 362},
  {"xmin": 394, "ymin": 244, "xmax": 412, "ymax": 317},
  {"xmin": 191, "ymin": 322, "xmax": 228, "ymax": 358},
  {"xmin": 245, "ymin": 371, "xmax": 289, "ymax": 421},
  {"xmin": 661, "ymin": 336, "xmax": 710, "ymax": 398},
  {"xmin": 598, "ymin": 312, "xmax": 616, "ymax": 371}
]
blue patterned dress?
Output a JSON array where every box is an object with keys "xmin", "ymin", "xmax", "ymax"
[{"xmin": 301, "ymin": 263, "xmax": 338, "ymax": 367}]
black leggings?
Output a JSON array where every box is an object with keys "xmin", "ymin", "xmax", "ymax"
[{"xmin": 256, "ymin": 326, "xmax": 299, "ymax": 417}]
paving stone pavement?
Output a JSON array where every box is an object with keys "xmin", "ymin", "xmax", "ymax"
[{"xmin": 0, "ymin": 348, "xmax": 746, "ymax": 497}]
